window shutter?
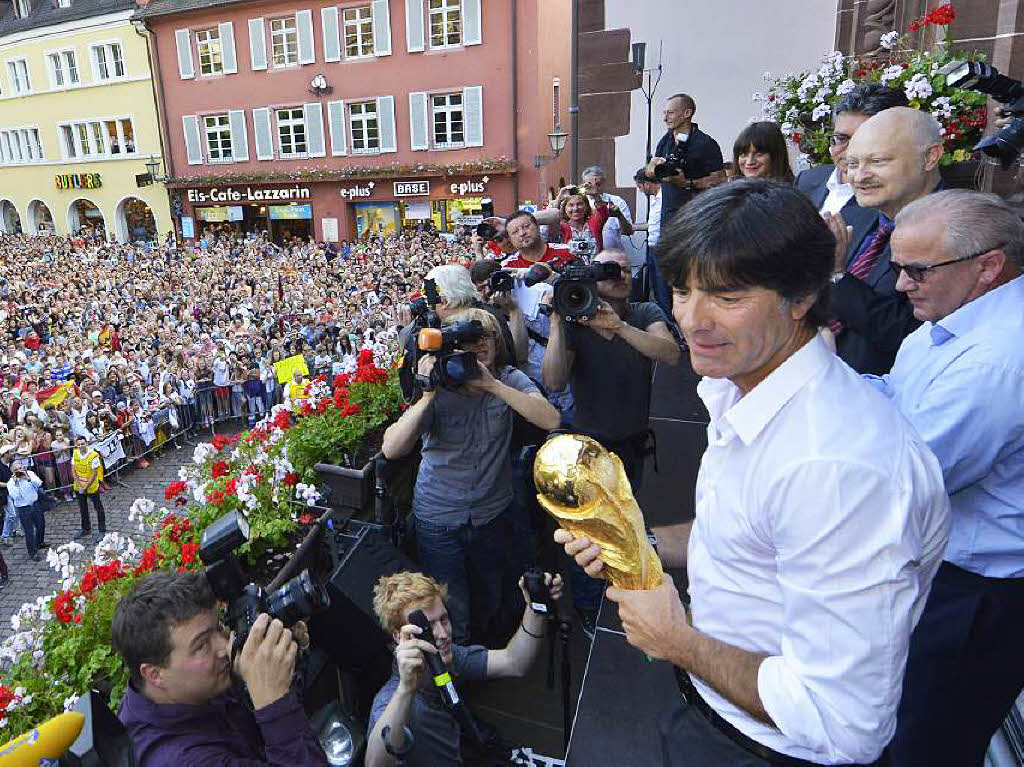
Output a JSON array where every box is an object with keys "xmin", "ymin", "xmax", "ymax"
[
  {"xmin": 409, "ymin": 91, "xmax": 428, "ymax": 151},
  {"xmin": 248, "ymin": 18, "xmax": 267, "ymax": 71},
  {"xmin": 219, "ymin": 22, "xmax": 237, "ymax": 74},
  {"xmin": 175, "ymin": 29, "xmax": 194, "ymax": 79},
  {"xmin": 405, "ymin": 0, "xmax": 424, "ymax": 53},
  {"xmin": 327, "ymin": 100, "xmax": 347, "ymax": 156},
  {"xmin": 304, "ymin": 102, "xmax": 325, "ymax": 157},
  {"xmin": 463, "ymin": 0, "xmax": 481, "ymax": 45},
  {"xmin": 253, "ymin": 107, "xmax": 273, "ymax": 160},
  {"xmin": 321, "ymin": 7, "xmax": 340, "ymax": 63},
  {"xmin": 372, "ymin": 0, "xmax": 391, "ymax": 57},
  {"xmin": 182, "ymin": 114, "xmax": 203, "ymax": 164},
  {"xmin": 228, "ymin": 109, "xmax": 249, "ymax": 161},
  {"xmin": 463, "ymin": 85, "xmax": 483, "ymax": 147},
  {"xmin": 377, "ymin": 95, "xmax": 396, "ymax": 153},
  {"xmin": 297, "ymin": 10, "xmax": 315, "ymax": 65}
]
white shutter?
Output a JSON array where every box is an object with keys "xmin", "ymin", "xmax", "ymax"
[
  {"xmin": 182, "ymin": 114, "xmax": 203, "ymax": 165},
  {"xmin": 253, "ymin": 107, "xmax": 273, "ymax": 160},
  {"xmin": 371, "ymin": 0, "xmax": 391, "ymax": 57},
  {"xmin": 463, "ymin": 85, "xmax": 483, "ymax": 147},
  {"xmin": 175, "ymin": 29, "xmax": 194, "ymax": 79},
  {"xmin": 409, "ymin": 91, "xmax": 428, "ymax": 151},
  {"xmin": 248, "ymin": 18, "xmax": 267, "ymax": 71},
  {"xmin": 219, "ymin": 22, "xmax": 237, "ymax": 74},
  {"xmin": 304, "ymin": 102, "xmax": 325, "ymax": 157},
  {"xmin": 321, "ymin": 7, "xmax": 340, "ymax": 63},
  {"xmin": 377, "ymin": 95, "xmax": 396, "ymax": 153},
  {"xmin": 463, "ymin": 0, "xmax": 481, "ymax": 45},
  {"xmin": 327, "ymin": 100, "xmax": 347, "ymax": 156},
  {"xmin": 297, "ymin": 10, "xmax": 315, "ymax": 65},
  {"xmin": 405, "ymin": 0, "xmax": 424, "ymax": 52},
  {"xmin": 228, "ymin": 109, "xmax": 249, "ymax": 161}
]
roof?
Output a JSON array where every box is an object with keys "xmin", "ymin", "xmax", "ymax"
[
  {"xmin": 0, "ymin": 0, "xmax": 137, "ymax": 37},
  {"xmin": 133, "ymin": 0, "xmax": 245, "ymax": 20}
]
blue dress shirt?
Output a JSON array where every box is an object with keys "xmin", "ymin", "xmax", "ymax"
[{"xmin": 869, "ymin": 275, "xmax": 1024, "ymax": 578}]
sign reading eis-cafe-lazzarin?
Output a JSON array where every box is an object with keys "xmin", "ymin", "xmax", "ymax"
[
  {"xmin": 186, "ymin": 186, "xmax": 312, "ymax": 204},
  {"xmin": 55, "ymin": 173, "xmax": 102, "ymax": 190}
]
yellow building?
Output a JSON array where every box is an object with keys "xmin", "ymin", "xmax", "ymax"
[{"xmin": 0, "ymin": 0, "xmax": 171, "ymax": 241}]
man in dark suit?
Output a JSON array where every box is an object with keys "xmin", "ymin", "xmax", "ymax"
[{"xmin": 825, "ymin": 107, "xmax": 944, "ymax": 375}]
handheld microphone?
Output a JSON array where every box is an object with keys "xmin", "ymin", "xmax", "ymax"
[
  {"xmin": 408, "ymin": 609, "xmax": 460, "ymax": 707},
  {"xmin": 0, "ymin": 711, "xmax": 85, "ymax": 766}
]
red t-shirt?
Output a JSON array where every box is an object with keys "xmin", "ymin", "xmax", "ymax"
[{"xmin": 502, "ymin": 244, "xmax": 572, "ymax": 270}]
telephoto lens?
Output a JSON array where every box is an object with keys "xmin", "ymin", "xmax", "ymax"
[{"xmin": 265, "ymin": 569, "xmax": 330, "ymax": 627}]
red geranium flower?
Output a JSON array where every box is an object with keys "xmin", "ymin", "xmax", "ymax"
[
  {"xmin": 211, "ymin": 434, "xmax": 238, "ymax": 452},
  {"xmin": 135, "ymin": 545, "xmax": 159, "ymax": 574},
  {"xmin": 283, "ymin": 472, "xmax": 299, "ymax": 487},
  {"xmin": 341, "ymin": 403, "xmax": 361, "ymax": 417},
  {"xmin": 926, "ymin": 3, "xmax": 955, "ymax": 25},
  {"xmin": 207, "ymin": 489, "xmax": 226, "ymax": 507},
  {"xmin": 211, "ymin": 461, "xmax": 229, "ymax": 479},
  {"xmin": 224, "ymin": 477, "xmax": 237, "ymax": 496},
  {"xmin": 181, "ymin": 543, "xmax": 199, "ymax": 566},
  {"xmin": 332, "ymin": 373, "xmax": 351, "ymax": 388},
  {"xmin": 53, "ymin": 590, "xmax": 78, "ymax": 623},
  {"xmin": 164, "ymin": 481, "xmax": 187, "ymax": 501},
  {"xmin": 273, "ymin": 410, "xmax": 292, "ymax": 429},
  {"xmin": 357, "ymin": 349, "xmax": 374, "ymax": 366}
]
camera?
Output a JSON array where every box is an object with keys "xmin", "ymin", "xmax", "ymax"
[
  {"xmin": 416, "ymin": 319, "xmax": 486, "ymax": 389},
  {"xmin": 407, "ymin": 278, "xmax": 441, "ymax": 327},
  {"xmin": 523, "ymin": 567, "xmax": 551, "ymax": 615},
  {"xmin": 476, "ymin": 222, "xmax": 499, "ymax": 242},
  {"xmin": 568, "ymin": 238, "xmax": 595, "ymax": 260},
  {"xmin": 542, "ymin": 259, "xmax": 621, "ymax": 323},
  {"xmin": 198, "ymin": 511, "xmax": 329, "ymax": 651},
  {"xmin": 487, "ymin": 269, "xmax": 516, "ymax": 295},
  {"xmin": 653, "ymin": 146, "xmax": 687, "ymax": 180},
  {"xmin": 944, "ymin": 60, "xmax": 1024, "ymax": 169}
]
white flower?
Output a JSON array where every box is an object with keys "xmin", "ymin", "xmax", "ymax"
[
  {"xmin": 129, "ymin": 497, "xmax": 155, "ymax": 522},
  {"xmin": 880, "ymin": 65, "xmax": 905, "ymax": 85},
  {"xmin": 880, "ymin": 31, "xmax": 900, "ymax": 50},
  {"xmin": 762, "ymin": 70, "xmax": 772, "ymax": 82},
  {"xmin": 63, "ymin": 695, "xmax": 80, "ymax": 712},
  {"xmin": 780, "ymin": 121, "xmax": 795, "ymax": 137},
  {"xmin": 814, "ymin": 87, "xmax": 832, "ymax": 105},
  {"xmin": 752, "ymin": 91, "xmax": 765, "ymax": 103},
  {"xmin": 812, "ymin": 103, "xmax": 831, "ymax": 122},
  {"xmin": 192, "ymin": 482, "xmax": 208, "ymax": 505},
  {"xmin": 931, "ymin": 95, "xmax": 953, "ymax": 119},
  {"xmin": 193, "ymin": 442, "xmax": 216, "ymax": 465},
  {"xmin": 836, "ymin": 79, "xmax": 856, "ymax": 96},
  {"xmin": 904, "ymin": 73, "xmax": 933, "ymax": 101},
  {"xmin": 295, "ymin": 482, "xmax": 322, "ymax": 507}
]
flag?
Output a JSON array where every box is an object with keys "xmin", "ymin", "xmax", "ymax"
[
  {"xmin": 35, "ymin": 381, "xmax": 74, "ymax": 409},
  {"xmin": 274, "ymin": 354, "xmax": 309, "ymax": 385}
]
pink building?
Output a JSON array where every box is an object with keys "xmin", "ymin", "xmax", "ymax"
[{"xmin": 137, "ymin": 0, "xmax": 570, "ymax": 242}]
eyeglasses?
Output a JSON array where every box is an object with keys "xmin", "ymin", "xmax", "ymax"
[
  {"xmin": 828, "ymin": 133, "xmax": 851, "ymax": 147},
  {"xmin": 889, "ymin": 244, "xmax": 1002, "ymax": 282}
]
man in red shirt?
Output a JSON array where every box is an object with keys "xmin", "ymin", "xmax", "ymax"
[{"xmin": 502, "ymin": 211, "xmax": 572, "ymax": 271}]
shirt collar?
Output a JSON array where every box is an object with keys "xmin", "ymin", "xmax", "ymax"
[
  {"xmin": 698, "ymin": 333, "xmax": 833, "ymax": 447},
  {"xmin": 930, "ymin": 274, "xmax": 1024, "ymax": 346},
  {"xmin": 826, "ymin": 166, "xmax": 851, "ymax": 193}
]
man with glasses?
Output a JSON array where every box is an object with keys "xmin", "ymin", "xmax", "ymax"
[
  {"xmin": 870, "ymin": 190, "xmax": 1024, "ymax": 767},
  {"xmin": 824, "ymin": 107, "xmax": 943, "ymax": 374}
]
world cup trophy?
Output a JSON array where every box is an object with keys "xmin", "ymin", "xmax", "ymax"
[{"xmin": 534, "ymin": 434, "xmax": 663, "ymax": 590}]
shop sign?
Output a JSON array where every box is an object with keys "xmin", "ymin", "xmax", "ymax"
[
  {"xmin": 453, "ymin": 214, "xmax": 483, "ymax": 226},
  {"xmin": 55, "ymin": 172, "xmax": 102, "ymax": 191},
  {"xmin": 197, "ymin": 206, "xmax": 244, "ymax": 222},
  {"xmin": 186, "ymin": 186, "xmax": 311, "ymax": 204},
  {"xmin": 181, "ymin": 216, "xmax": 195, "ymax": 238},
  {"xmin": 269, "ymin": 204, "xmax": 313, "ymax": 220},
  {"xmin": 394, "ymin": 181, "xmax": 430, "ymax": 197},
  {"xmin": 340, "ymin": 182, "xmax": 374, "ymax": 200},
  {"xmin": 448, "ymin": 177, "xmax": 489, "ymax": 196}
]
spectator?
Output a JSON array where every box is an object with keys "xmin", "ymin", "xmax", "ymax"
[
  {"xmin": 732, "ymin": 121, "xmax": 794, "ymax": 181},
  {"xmin": 579, "ymin": 166, "xmax": 635, "ymax": 252},
  {"xmin": 8, "ymin": 463, "xmax": 46, "ymax": 562}
]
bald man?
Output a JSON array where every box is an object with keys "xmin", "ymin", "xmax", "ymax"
[{"xmin": 822, "ymin": 107, "xmax": 943, "ymax": 374}]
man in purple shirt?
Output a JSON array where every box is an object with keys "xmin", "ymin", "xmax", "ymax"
[{"xmin": 113, "ymin": 571, "xmax": 327, "ymax": 767}]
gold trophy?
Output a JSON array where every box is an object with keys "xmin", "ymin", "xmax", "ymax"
[{"xmin": 534, "ymin": 434, "xmax": 663, "ymax": 590}]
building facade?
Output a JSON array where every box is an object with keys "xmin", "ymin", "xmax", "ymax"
[
  {"xmin": 138, "ymin": 0, "xmax": 569, "ymax": 242},
  {"xmin": 0, "ymin": 0, "xmax": 172, "ymax": 240}
]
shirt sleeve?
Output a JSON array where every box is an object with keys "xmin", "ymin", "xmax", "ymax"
[
  {"xmin": 500, "ymin": 367, "xmax": 540, "ymax": 396},
  {"xmin": 452, "ymin": 644, "xmax": 489, "ymax": 682},
  {"xmin": 755, "ymin": 458, "xmax": 929, "ymax": 763}
]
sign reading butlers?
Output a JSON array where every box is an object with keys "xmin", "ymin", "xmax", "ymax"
[{"xmin": 186, "ymin": 186, "xmax": 312, "ymax": 204}]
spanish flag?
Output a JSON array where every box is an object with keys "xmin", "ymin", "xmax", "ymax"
[{"xmin": 35, "ymin": 381, "xmax": 75, "ymax": 409}]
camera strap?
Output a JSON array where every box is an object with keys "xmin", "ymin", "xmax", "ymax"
[{"xmin": 526, "ymin": 328, "xmax": 548, "ymax": 347}]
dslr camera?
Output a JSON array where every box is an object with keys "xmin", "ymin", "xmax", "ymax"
[
  {"xmin": 943, "ymin": 60, "xmax": 1024, "ymax": 169},
  {"xmin": 416, "ymin": 320, "xmax": 486, "ymax": 390},
  {"xmin": 654, "ymin": 145, "xmax": 687, "ymax": 180},
  {"xmin": 568, "ymin": 238, "xmax": 595, "ymax": 260},
  {"xmin": 487, "ymin": 269, "xmax": 517, "ymax": 295},
  {"xmin": 199, "ymin": 511, "xmax": 330, "ymax": 651},
  {"xmin": 531, "ymin": 258, "xmax": 621, "ymax": 323}
]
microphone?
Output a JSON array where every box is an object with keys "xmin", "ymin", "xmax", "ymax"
[
  {"xmin": 0, "ymin": 711, "xmax": 85, "ymax": 766},
  {"xmin": 407, "ymin": 609, "xmax": 460, "ymax": 707}
]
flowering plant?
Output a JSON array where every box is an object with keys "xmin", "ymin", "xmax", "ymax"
[
  {"xmin": 756, "ymin": 4, "xmax": 988, "ymax": 166},
  {"xmin": 0, "ymin": 349, "xmax": 402, "ymax": 734}
]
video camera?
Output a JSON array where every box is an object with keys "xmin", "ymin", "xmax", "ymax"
[
  {"xmin": 199, "ymin": 511, "xmax": 329, "ymax": 652},
  {"xmin": 944, "ymin": 60, "xmax": 1024, "ymax": 169},
  {"xmin": 416, "ymin": 320, "xmax": 486, "ymax": 390},
  {"xmin": 407, "ymin": 277, "xmax": 442, "ymax": 329},
  {"xmin": 531, "ymin": 259, "xmax": 621, "ymax": 323}
]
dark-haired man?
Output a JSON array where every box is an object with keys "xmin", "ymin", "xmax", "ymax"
[
  {"xmin": 558, "ymin": 180, "xmax": 949, "ymax": 765},
  {"xmin": 114, "ymin": 571, "xmax": 327, "ymax": 767}
]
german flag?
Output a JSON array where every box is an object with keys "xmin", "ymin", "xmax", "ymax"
[{"xmin": 35, "ymin": 381, "xmax": 75, "ymax": 409}]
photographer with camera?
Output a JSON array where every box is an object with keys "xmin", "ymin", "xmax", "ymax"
[
  {"xmin": 383, "ymin": 308, "xmax": 559, "ymax": 645},
  {"xmin": 114, "ymin": 571, "xmax": 328, "ymax": 767},
  {"xmin": 6, "ymin": 460, "xmax": 46, "ymax": 562},
  {"xmin": 366, "ymin": 570, "xmax": 563, "ymax": 767},
  {"xmin": 554, "ymin": 191, "xmax": 609, "ymax": 257},
  {"xmin": 642, "ymin": 93, "xmax": 726, "ymax": 314}
]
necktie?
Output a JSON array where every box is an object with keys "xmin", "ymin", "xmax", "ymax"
[{"xmin": 829, "ymin": 221, "xmax": 894, "ymax": 336}]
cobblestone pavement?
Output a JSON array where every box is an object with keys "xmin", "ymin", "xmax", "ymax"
[{"xmin": 0, "ymin": 443, "xmax": 199, "ymax": 642}]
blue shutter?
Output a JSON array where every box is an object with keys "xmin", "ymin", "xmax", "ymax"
[
  {"xmin": 372, "ymin": 0, "xmax": 391, "ymax": 57},
  {"xmin": 228, "ymin": 109, "xmax": 248, "ymax": 161},
  {"xmin": 182, "ymin": 115, "xmax": 202, "ymax": 164},
  {"xmin": 409, "ymin": 91, "xmax": 428, "ymax": 151}
]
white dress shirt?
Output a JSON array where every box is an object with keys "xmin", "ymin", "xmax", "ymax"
[
  {"xmin": 687, "ymin": 335, "xmax": 949, "ymax": 763},
  {"xmin": 8, "ymin": 471, "xmax": 42, "ymax": 507},
  {"xmin": 819, "ymin": 167, "xmax": 855, "ymax": 215},
  {"xmin": 598, "ymin": 192, "xmax": 633, "ymax": 252},
  {"xmin": 646, "ymin": 190, "xmax": 662, "ymax": 247}
]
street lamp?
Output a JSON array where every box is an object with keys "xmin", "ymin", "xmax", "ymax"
[
  {"xmin": 142, "ymin": 154, "xmax": 167, "ymax": 184},
  {"xmin": 547, "ymin": 127, "xmax": 569, "ymax": 157},
  {"xmin": 309, "ymin": 73, "xmax": 332, "ymax": 97}
]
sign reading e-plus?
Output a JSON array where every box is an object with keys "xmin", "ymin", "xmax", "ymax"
[{"xmin": 393, "ymin": 181, "xmax": 430, "ymax": 197}]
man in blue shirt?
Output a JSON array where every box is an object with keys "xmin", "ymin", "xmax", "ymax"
[{"xmin": 870, "ymin": 189, "xmax": 1024, "ymax": 766}]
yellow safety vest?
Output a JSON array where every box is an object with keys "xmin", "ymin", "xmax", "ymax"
[{"xmin": 72, "ymin": 449, "xmax": 103, "ymax": 494}]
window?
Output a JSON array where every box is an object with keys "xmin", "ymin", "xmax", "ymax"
[
  {"xmin": 195, "ymin": 28, "xmax": 223, "ymax": 75},
  {"xmin": 47, "ymin": 50, "xmax": 79, "ymax": 88},
  {"xmin": 91, "ymin": 42, "xmax": 125, "ymax": 81},
  {"xmin": 429, "ymin": 0, "xmax": 462, "ymax": 47},
  {"xmin": 270, "ymin": 17, "xmax": 299, "ymax": 67},
  {"xmin": 343, "ymin": 6, "xmax": 374, "ymax": 58},
  {"xmin": 6, "ymin": 59, "xmax": 31, "ymax": 94},
  {"xmin": 0, "ymin": 128, "xmax": 43, "ymax": 164},
  {"xmin": 348, "ymin": 100, "xmax": 379, "ymax": 153},
  {"xmin": 58, "ymin": 117, "xmax": 135, "ymax": 159},
  {"xmin": 204, "ymin": 113, "xmax": 233, "ymax": 161},
  {"xmin": 12, "ymin": 0, "xmax": 30, "ymax": 19},
  {"xmin": 276, "ymin": 107, "xmax": 306, "ymax": 157},
  {"xmin": 432, "ymin": 92, "xmax": 464, "ymax": 148}
]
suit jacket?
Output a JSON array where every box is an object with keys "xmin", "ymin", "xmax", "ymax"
[{"xmin": 795, "ymin": 164, "xmax": 836, "ymax": 211}]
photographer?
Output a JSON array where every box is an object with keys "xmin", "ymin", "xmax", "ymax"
[
  {"xmin": 382, "ymin": 309, "xmax": 559, "ymax": 644},
  {"xmin": 7, "ymin": 461, "xmax": 46, "ymax": 561},
  {"xmin": 114, "ymin": 571, "xmax": 328, "ymax": 767},
  {"xmin": 366, "ymin": 570, "xmax": 563, "ymax": 767}
]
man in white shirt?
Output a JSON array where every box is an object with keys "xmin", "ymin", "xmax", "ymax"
[
  {"xmin": 559, "ymin": 180, "xmax": 949, "ymax": 765},
  {"xmin": 581, "ymin": 166, "xmax": 634, "ymax": 252},
  {"xmin": 8, "ymin": 465, "xmax": 46, "ymax": 562}
]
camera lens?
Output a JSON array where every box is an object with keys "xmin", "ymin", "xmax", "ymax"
[{"xmin": 265, "ymin": 570, "xmax": 329, "ymax": 627}]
